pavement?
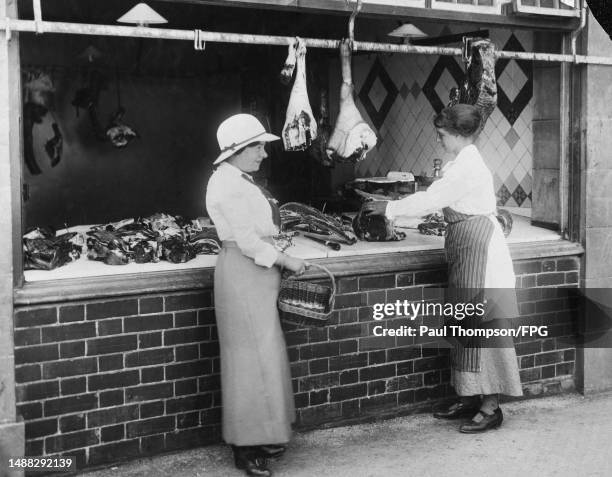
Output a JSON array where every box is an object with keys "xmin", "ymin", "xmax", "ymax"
[{"xmin": 80, "ymin": 391, "xmax": 612, "ymax": 477}]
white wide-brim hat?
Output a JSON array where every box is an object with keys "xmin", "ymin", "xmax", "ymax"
[{"xmin": 214, "ymin": 113, "xmax": 280, "ymax": 165}]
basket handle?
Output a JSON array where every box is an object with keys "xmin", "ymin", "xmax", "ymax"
[
  {"xmin": 281, "ymin": 263, "xmax": 336, "ymax": 309},
  {"xmin": 308, "ymin": 263, "xmax": 336, "ymax": 311}
]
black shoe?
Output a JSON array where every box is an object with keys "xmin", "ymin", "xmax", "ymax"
[
  {"xmin": 233, "ymin": 447, "xmax": 272, "ymax": 477},
  {"xmin": 433, "ymin": 400, "xmax": 481, "ymax": 420},
  {"xmin": 235, "ymin": 455, "xmax": 272, "ymax": 477},
  {"xmin": 256, "ymin": 445, "xmax": 286, "ymax": 458},
  {"xmin": 459, "ymin": 408, "xmax": 503, "ymax": 433}
]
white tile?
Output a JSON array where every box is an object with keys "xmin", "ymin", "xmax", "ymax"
[{"xmin": 513, "ymin": 161, "xmax": 527, "ymax": 182}]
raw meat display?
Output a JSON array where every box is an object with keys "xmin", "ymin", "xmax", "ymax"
[
  {"xmin": 449, "ymin": 38, "xmax": 497, "ymax": 132},
  {"xmin": 24, "ymin": 214, "xmax": 222, "ymax": 271},
  {"xmin": 280, "ymin": 202, "xmax": 357, "ymax": 248},
  {"xmin": 418, "ymin": 213, "xmax": 447, "ymax": 236},
  {"xmin": 23, "ymin": 228, "xmax": 82, "ymax": 271},
  {"xmin": 282, "ymin": 38, "xmax": 317, "ymax": 151},
  {"xmin": 326, "ymin": 39, "xmax": 377, "ymax": 163},
  {"xmin": 353, "ymin": 205, "xmax": 405, "ymax": 242}
]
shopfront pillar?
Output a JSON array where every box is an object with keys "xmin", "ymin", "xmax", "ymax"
[
  {"xmin": 577, "ymin": 11, "xmax": 612, "ymax": 394},
  {"xmin": 0, "ymin": 0, "xmax": 25, "ymax": 475}
]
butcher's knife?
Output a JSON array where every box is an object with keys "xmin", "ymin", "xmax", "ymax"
[{"xmin": 300, "ymin": 232, "xmax": 342, "ymax": 251}]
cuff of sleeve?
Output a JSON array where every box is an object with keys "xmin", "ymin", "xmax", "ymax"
[
  {"xmin": 385, "ymin": 201, "xmax": 397, "ymax": 220},
  {"xmin": 254, "ymin": 244, "xmax": 280, "ymax": 268}
]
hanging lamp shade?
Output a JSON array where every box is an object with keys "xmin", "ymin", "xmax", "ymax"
[
  {"xmin": 117, "ymin": 3, "xmax": 167, "ymax": 26},
  {"xmin": 388, "ymin": 23, "xmax": 427, "ymax": 39}
]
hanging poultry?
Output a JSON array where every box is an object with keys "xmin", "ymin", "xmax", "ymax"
[
  {"xmin": 45, "ymin": 123, "xmax": 63, "ymax": 167},
  {"xmin": 106, "ymin": 108, "xmax": 139, "ymax": 148},
  {"xmin": 282, "ymin": 38, "xmax": 317, "ymax": 151},
  {"xmin": 326, "ymin": 38, "xmax": 377, "ymax": 163},
  {"xmin": 23, "ymin": 70, "xmax": 56, "ymax": 175},
  {"xmin": 449, "ymin": 38, "xmax": 497, "ymax": 132}
]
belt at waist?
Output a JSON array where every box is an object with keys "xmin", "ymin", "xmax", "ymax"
[{"xmin": 445, "ymin": 213, "xmax": 496, "ymax": 225}]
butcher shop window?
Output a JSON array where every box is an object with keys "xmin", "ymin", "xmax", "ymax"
[{"xmin": 18, "ymin": 1, "xmax": 567, "ymax": 283}]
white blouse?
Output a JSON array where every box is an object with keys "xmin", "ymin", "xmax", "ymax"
[
  {"xmin": 386, "ymin": 144, "xmax": 497, "ymax": 219},
  {"xmin": 205, "ymin": 162, "xmax": 279, "ymax": 268}
]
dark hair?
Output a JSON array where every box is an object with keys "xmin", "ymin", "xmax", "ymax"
[{"xmin": 433, "ymin": 104, "xmax": 482, "ymax": 137}]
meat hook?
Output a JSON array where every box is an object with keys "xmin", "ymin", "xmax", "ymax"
[
  {"xmin": 346, "ymin": 0, "xmax": 362, "ymax": 49},
  {"xmin": 461, "ymin": 36, "xmax": 473, "ymax": 65}
]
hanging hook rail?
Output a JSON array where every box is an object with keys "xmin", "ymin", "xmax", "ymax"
[{"xmin": 3, "ymin": 17, "xmax": 612, "ymax": 66}]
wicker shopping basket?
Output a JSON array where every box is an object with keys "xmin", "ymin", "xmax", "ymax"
[{"xmin": 278, "ymin": 263, "xmax": 336, "ymax": 327}]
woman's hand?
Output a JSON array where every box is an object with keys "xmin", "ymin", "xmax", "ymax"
[
  {"xmin": 277, "ymin": 254, "xmax": 309, "ymax": 276},
  {"xmin": 361, "ymin": 200, "xmax": 388, "ymax": 217}
]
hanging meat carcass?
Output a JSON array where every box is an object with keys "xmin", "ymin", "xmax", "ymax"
[
  {"xmin": 23, "ymin": 70, "xmax": 56, "ymax": 175},
  {"xmin": 326, "ymin": 39, "xmax": 377, "ymax": 163},
  {"xmin": 45, "ymin": 123, "xmax": 63, "ymax": 167},
  {"xmin": 282, "ymin": 38, "xmax": 317, "ymax": 151},
  {"xmin": 449, "ymin": 38, "xmax": 497, "ymax": 132},
  {"xmin": 309, "ymin": 89, "xmax": 333, "ymax": 167}
]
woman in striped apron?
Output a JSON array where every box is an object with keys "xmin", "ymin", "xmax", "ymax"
[
  {"xmin": 363, "ymin": 104, "xmax": 522, "ymax": 433},
  {"xmin": 206, "ymin": 114, "xmax": 308, "ymax": 476}
]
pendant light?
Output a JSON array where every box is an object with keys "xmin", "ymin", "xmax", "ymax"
[{"xmin": 116, "ymin": 3, "xmax": 167, "ymax": 27}]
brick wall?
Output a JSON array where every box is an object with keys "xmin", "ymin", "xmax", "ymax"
[{"xmin": 13, "ymin": 255, "xmax": 580, "ymax": 470}]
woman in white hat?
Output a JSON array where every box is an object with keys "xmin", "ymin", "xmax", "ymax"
[{"xmin": 206, "ymin": 114, "xmax": 308, "ymax": 477}]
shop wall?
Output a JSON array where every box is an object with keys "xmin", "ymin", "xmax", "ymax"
[
  {"xmin": 21, "ymin": 35, "xmax": 241, "ymax": 229},
  {"xmin": 13, "ymin": 256, "xmax": 579, "ymax": 469},
  {"xmin": 577, "ymin": 13, "xmax": 612, "ymax": 393},
  {"xmin": 345, "ymin": 26, "xmax": 534, "ymax": 210}
]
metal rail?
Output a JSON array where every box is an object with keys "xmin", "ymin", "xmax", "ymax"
[{"xmin": 4, "ymin": 17, "xmax": 612, "ymax": 65}]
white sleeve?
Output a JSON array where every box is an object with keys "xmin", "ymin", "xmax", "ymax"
[
  {"xmin": 217, "ymin": 189, "xmax": 279, "ymax": 268},
  {"xmin": 385, "ymin": 162, "xmax": 477, "ymax": 219}
]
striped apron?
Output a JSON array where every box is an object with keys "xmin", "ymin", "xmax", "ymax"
[
  {"xmin": 443, "ymin": 207, "xmax": 522, "ymax": 396},
  {"xmin": 443, "ymin": 207, "xmax": 493, "ymax": 372}
]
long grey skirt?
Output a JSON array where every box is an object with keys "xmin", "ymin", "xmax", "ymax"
[{"xmin": 214, "ymin": 244, "xmax": 295, "ymax": 446}]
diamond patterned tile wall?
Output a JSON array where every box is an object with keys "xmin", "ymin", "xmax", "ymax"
[{"xmin": 354, "ymin": 28, "xmax": 534, "ymax": 209}]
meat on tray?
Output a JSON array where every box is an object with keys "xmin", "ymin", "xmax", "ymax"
[
  {"xmin": 23, "ymin": 229, "xmax": 82, "ymax": 271},
  {"xmin": 24, "ymin": 214, "xmax": 223, "ymax": 271}
]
